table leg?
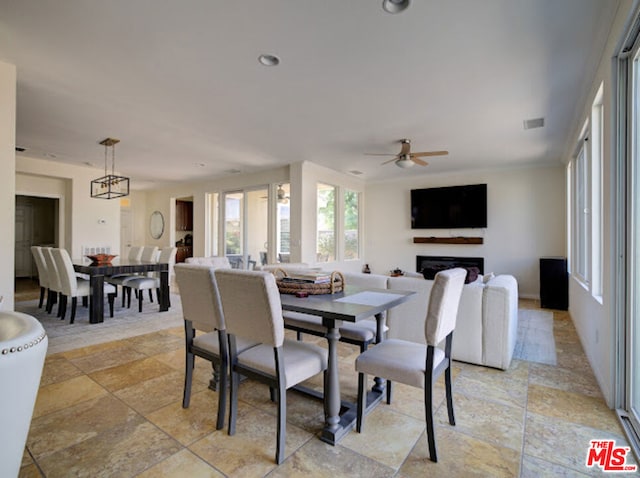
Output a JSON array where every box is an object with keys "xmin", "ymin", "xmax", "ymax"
[
  {"xmin": 321, "ymin": 319, "xmax": 341, "ymax": 444},
  {"xmin": 372, "ymin": 312, "xmax": 386, "ymax": 393},
  {"xmin": 159, "ymin": 270, "xmax": 169, "ymax": 312},
  {"xmin": 89, "ymin": 274, "xmax": 104, "ymax": 324}
]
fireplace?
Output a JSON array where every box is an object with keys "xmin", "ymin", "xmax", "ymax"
[{"xmin": 416, "ymin": 255, "xmax": 484, "ymax": 279}]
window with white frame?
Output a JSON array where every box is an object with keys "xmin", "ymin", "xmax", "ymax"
[
  {"xmin": 570, "ymin": 83, "xmax": 604, "ymax": 297},
  {"xmin": 573, "ymin": 134, "xmax": 590, "ymax": 285},
  {"xmin": 316, "ymin": 183, "xmax": 336, "ymax": 262},
  {"xmin": 344, "ymin": 189, "xmax": 360, "ymax": 260}
]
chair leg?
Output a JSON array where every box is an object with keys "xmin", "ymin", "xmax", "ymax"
[
  {"xmin": 70, "ymin": 297, "xmax": 77, "ymax": 324},
  {"xmin": 182, "ymin": 350, "xmax": 194, "ymax": 408},
  {"xmin": 217, "ymin": 357, "xmax": 227, "ymax": 431},
  {"xmin": 121, "ymin": 286, "xmax": 127, "ymax": 307},
  {"xmin": 57, "ymin": 292, "xmax": 64, "ymax": 318},
  {"xmin": 386, "ymin": 381, "xmax": 393, "ymax": 404},
  {"xmin": 138, "ymin": 290, "xmax": 143, "ymax": 312},
  {"xmin": 296, "ymin": 331, "xmax": 302, "ymax": 341},
  {"xmin": 127, "ymin": 287, "xmax": 132, "ymax": 308},
  {"xmin": 228, "ymin": 369, "xmax": 240, "ymax": 436},
  {"xmin": 425, "ymin": 382, "xmax": 437, "ymax": 462},
  {"xmin": 356, "ymin": 372, "xmax": 367, "ymax": 433},
  {"xmin": 108, "ymin": 293, "xmax": 115, "ymax": 317},
  {"xmin": 59, "ymin": 295, "xmax": 67, "ymax": 320},
  {"xmin": 148, "ymin": 289, "xmax": 153, "ymax": 303},
  {"xmin": 82, "ymin": 296, "xmax": 88, "ymax": 307},
  {"xmin": 445, "ymin": 364, "xmax": 455, "ymax": 426},
  {"xmin": 38, "ymin": 287, "xmax": 45, "ymax": 308},
  {"xmin": 269, "ymin": 387, "xmax": 277, "ymax": 402},
  {"xmin": 46, "ymin": 289, "xmax": 54, "ymax": 313},
  {"xmin": 276, "ymin": 379, "xmax": 286, "ymax": 464}
]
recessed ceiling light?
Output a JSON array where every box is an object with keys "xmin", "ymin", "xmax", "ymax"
[
  {"xmin": 382, "ymin": 0, "xmax": 410, "ymax": 14},
  {"xmin": 224, "ymin": 168, "xmax": 242, "ymax": 174},
  {"xmin": 349, "ymin": 170, "xmax": 363, "ymax": 175},
  {"xmin": 84, "ymin": 161, "xmax": 93, "ymax": 166},
  {"xmin": 196, "ymin": 162, "xmax": 206, "ymax": 167},
  {"xmin": 258, "ymin": 54, "xmax": 280, "ymax": 66}
]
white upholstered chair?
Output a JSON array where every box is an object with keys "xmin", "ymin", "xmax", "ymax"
[
  {"xmin": 41, "ymin": 247, "xmax": 62, "ymax": 316},
  {"xmin": 0, "ymin": 311, "xmax": 48, "ymax": 478},
  {"xmin": 124, "ymin": 246, "xmax": 176, "ymax": 312},
  {"xmin": 30, "ymin": 246, "xmax": 49, "ymax": 308},
  {"xmin": 53, "ymin": 248, "xmax": 116, "ymax": 323},
  {"xmin": 355, "ymin": 268, "xmax": 466, "ymax": 463},
  {"xmin": 174, "ymin": 263, "xmax": 258, "ymax": 430},
  {"xmin": 214, "ymin": 269, "xmax": 328, "ymax": 464},
  {"xmin": 107, "ymin": 245, "xmax": 144, "ymax": 306},
  {"xmin": 185, "ymin": 256, "xmax": 232, "ymax": 269}
]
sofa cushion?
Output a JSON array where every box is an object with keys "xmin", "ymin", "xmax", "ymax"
[{"xmin": 422, "ymin": 265, "xmax": 480, "ymax": 284}]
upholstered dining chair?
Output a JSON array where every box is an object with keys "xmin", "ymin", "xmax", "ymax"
[
  {"xmin": 52, "ymin": 248, "xmax": 117, "ymax": 323},
  {"xmin": 106, "ymin": 245, "xmax": 144, "ymax": 306},
  {"xmin": 41, "ymin": 247, "xmax": 62, "ymax": 315},
  {"xmin": 123, "ymin": 246, "xmax": 176, "ymax": 312},
  {"xmin": 214, "ymin": 269, "xmax": 328, "ymax": 464},
  {"xmin": 174, "ymin": 263, "xmax": 258, "ymax": 430},
  {"xmin": 30, "ymin": 246, "xmax": 49, "ymax": 308},
  {"xmin": 354, "ymin": 267, "xmax": 466, "ymax": 463}
]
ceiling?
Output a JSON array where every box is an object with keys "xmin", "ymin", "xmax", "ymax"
[{"xmin": 0, "ymin": 0, "xmax": 620, "ymax": 189}]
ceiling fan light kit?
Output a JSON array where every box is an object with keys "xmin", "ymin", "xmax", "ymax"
[
  {"xmin": 365, "ymin": 138, "xmax": 448, "ymax": 169},
  {"xmin": 396, "ymin": 156, "xmax": 414, "ymax": 168},
  {"xmin": 382, "ymin": 0, "xmax": 410, "ymax": 14}
]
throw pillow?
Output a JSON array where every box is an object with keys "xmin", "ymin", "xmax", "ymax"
[{"xmin": 483, "ymin": 272, "xmax": 495, "ymax": 283}]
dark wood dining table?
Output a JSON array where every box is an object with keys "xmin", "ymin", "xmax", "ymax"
[
  {"xmin": 73, "ymin": 258, "xmax": 170, "ymax": 323},
  {"xmin": 280, "ymin": 285, "xmax": 415, "ymax": 445}
]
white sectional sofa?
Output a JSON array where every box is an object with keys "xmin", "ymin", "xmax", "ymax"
[
  {"xmin": 385, "ymin": 273, "xmax": 518, "ymax": 370},
  {"xmin": 339, "ymin": 271, "xmax": 519, "ymax": 370}
]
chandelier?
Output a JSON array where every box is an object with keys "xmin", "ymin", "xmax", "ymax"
[{"xmin": 90, "ymin": 138, "xmax": 130, "ymax": 199}]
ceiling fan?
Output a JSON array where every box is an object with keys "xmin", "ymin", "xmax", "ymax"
[{"xmin": 365, "ymin": 139, "xmax": 448, "ymax": 168}]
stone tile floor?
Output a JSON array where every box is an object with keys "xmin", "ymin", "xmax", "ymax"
[{"xmin": 19, "ymin": 300, "xmax": 638, "ymax": 477}]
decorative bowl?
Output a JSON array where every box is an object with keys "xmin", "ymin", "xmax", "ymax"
[{"xmin": 86, "ymin": 254, "xmax": 117, "ymax": 265}]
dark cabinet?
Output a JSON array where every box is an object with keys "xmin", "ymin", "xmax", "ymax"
[
  {"xmin": 176, "ymin": 200, "xmax": 193, "ymax": 231},
  {"xmin": 540, "ymin": 257, "xmax": 568, "ymax": 310}
]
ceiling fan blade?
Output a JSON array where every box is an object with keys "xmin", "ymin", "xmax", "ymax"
[
  {"xmin": 381, "ymin": 157, "xmax": 399, "ymax": 165},
  {"xmin": 411, "ymin": 150, "xmax": 449, "ymax": 157},
  {"xmin": 400, "ymin": 140, "xmax": 411, "ymax": 156},
  {"xmin": 411, "ymin": 157, "xmax": 429, "ymax": 166}
]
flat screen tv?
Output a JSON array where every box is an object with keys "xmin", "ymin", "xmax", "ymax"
[{"xmin": 411, "ymin": 184, "xmax": 487, "ymax": 229}]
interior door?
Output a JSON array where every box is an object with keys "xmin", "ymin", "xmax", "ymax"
[
  {"xmin": 15, "ymin": 202, "xmax": 34, "ymax": 277},
  {"xmin": 120, "ymin": 209, "xmax": 133, "ymax": 259}
]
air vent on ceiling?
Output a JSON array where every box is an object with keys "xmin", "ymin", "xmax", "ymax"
[{"xmin": 523, "ymin": 117, "xmax": 545, "ymax": 130}]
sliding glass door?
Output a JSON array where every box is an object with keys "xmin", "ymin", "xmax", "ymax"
[{"xmin": 222, "ymin": 188, "xmax": 268, "ymax": 269}]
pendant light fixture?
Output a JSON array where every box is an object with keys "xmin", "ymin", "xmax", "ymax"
[{"xmin": 90, "ymin": 137, "xmax": 130, "ymax": 199}]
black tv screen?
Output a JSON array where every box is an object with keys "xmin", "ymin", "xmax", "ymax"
[{"xmin": 411, "ymin": 184, "xmax": 487, "ymax": 229}]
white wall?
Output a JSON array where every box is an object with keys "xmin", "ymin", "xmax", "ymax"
[
  {"xmin": 15, "ymin": 156, "xmax": 120, "ymax": 259},
  {"xmin": 0, "ymin": 60, "xmax": 16, "ymax": 310},
  {"xmin": 365, "ymin": 165, "xmax": 566, "ymax": 298},
  {"xmin": 563, "ymin": 0, "xmax": 634, "ymax": 407}
]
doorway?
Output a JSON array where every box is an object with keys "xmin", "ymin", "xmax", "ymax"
[{"xmin": 14, "ymin": 195, "xmax": 59, "ymax": 300}]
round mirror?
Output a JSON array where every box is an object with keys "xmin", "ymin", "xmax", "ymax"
[{"xmin": 150, "ymin": 211, "xmax": 164, "ymax": 239}]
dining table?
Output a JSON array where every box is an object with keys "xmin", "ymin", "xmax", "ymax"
[
  {"xmin": 72, "ymin": 258, "xmax": 170, "ymax": 323},
  {"xmin": 280, "ymin": 285, "xmax": 415, "ymax": 445}
]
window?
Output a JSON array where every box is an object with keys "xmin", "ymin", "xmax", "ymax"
[
  {"xmin": 344, "ymin": 189, "xmax": 359, "ymax": 260},
  {"xmin": 591, "ymin": 83, "xmax": 604, "ymax": 298},
  {"xmin": 316, "ymin": 183, "xmax": 336, "ymax": 262},
  {"xmin": 574, "ymin": 138, "xmax": 590, "ymax": 285},
  {"xmin": 570, "ymin": 83, "xmax": 604, "ymax": 297}
]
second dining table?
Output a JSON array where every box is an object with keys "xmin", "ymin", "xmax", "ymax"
[
  {"xmin": 73, "ymin": 258, "xmax": 170, "ymax": 323},
  {"xmin": 280, "ymin": 285, "xmax": 415, "ymax": 445}
]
